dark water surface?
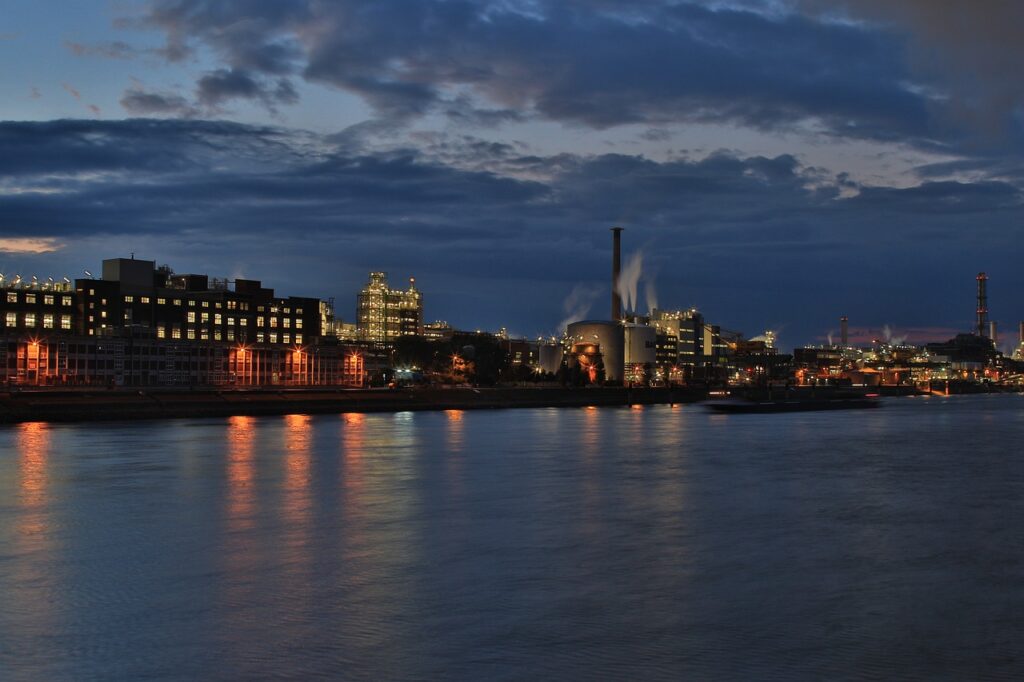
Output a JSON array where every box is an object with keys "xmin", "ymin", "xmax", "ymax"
[{"xmin": 1, "ymin": 396, "xmax": 1022, "ymax": 680}]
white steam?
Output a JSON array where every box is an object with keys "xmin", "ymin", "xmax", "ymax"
[
  {"xmin": 644, "ymin": 279, "xmax": 658, "ymax": 314},
  {"xmin": 616, "ymin": 251, "xmax": 643, "ymax": 314},
  {"xmin": 881, "ymin": 325, "xmax": 907, "ymax": 346},
  {"xmin": 557, "ymin": 283, "xmax": 602, "ymax": 335}
]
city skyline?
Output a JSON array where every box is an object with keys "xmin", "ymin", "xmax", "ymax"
[{"xmin": 3, "ymin": 2, "xmax": 1024, "ymax": 345}]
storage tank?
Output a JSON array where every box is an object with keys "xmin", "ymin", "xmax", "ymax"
[
  {"xmin": 624, "ymin": 323, "xmax": 657, "ymax": 366},
  {"xmin": 566, "ymin": 320, "xmax": 625, "ymax": 383},
  {"xmin": 538, "ymin": 343, "xmax": 563, "ymax": 374}
]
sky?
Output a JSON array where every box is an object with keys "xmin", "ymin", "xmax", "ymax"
[{"xmin": 2, "ymin": 0, "xmax": 1024, "ymax": 349}]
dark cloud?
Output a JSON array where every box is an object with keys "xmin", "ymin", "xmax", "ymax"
[
  {"xmin": 136, "ymin": 0, "xmax": 940, "ymax": 141},
  {"xmin": 195, "ymin": 68, "xmax": 298, "ymax": 112},
  {"xmin": 797, "ymin": 1, "xmax": 1024, "ymax": 141},
  {"xmin": 120, "ymin": 88, "xmax": 199, "ymax": 117},
  {"xmin": 1, "ymin": 118, "xmax": 1022, "ymax": 340}
]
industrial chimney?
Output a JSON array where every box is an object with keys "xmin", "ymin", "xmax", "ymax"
[
  {"xmin": 976, "ymin": 272, "xmax": 989, "ymax": 337},
  {"xmin": 611, "ymin": 227, "xmax": 624, "ymax": 321},
  {"xmin": 1019, "ymin": 321, "xmax": 1024, "ymax": 346},
  {"xmin": 840, "ymin": 316, "xmax": 849, "ymax": 347},
  {"xmin": 990, "ymin": 321, "xmax": 998, "ymax": 346}
]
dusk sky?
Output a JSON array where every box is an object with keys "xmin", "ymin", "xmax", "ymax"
[{"xmin": 2, "ymin": 1, "xmax": 1024, "ymax": 347}]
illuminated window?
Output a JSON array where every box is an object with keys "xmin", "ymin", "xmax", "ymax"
[
  {"xmin": 187, "ymin": 311, "xmax": 196, "ymax": 323},
  {"xmin": 214, "ymin": 314, "xmax": 222, "ymax": 325},
  {"xmin": 174, "ymin": 299, "xmax": 182, "ymax": 306},
  {"xmin": 24, "ymin": 313, "xmax": 36, "ymax": 327},
  {"xmin": 25, "ymin": 294, "xmax": 36, "ymax": 304},
  {"xmin": 227, "ymin": 300, "xmax": 237, "ymax": 310},
  {"xmin": 5, "ymin": 312, "xmax": 15, "ymax": 327},
  {"xmin": 214, "ymin": 331, "xmax": 222, "ymax": 341},
  {"xmin": 43, "ymin": 314, "xmax": 54, "ymax": 329},
  {"xmin": 101, "ymin": 298, "xmax": 107, "ymax": 305},
  {"xmin": 296, "ymin": 318, "xmax": 303, "ymax": 329},
  {"xmin": 227, "ymin": 317, "xmax": 235, "ymax": 326},
  {"xmin": 188, "ymin": 300, "xmax": 196, "ymax": 307},
  {"xmin": 240, "ymin": 319, "xmax": 247, "ymax": 326},
  {"xmin": 172, "ymin": 326, "xmax": 181, "ymax": 340},
  {"xmin": 269, "ymin": 333, "xmax": 278, "ymax": 343},
  {"xmin": 283, "ymin": 334, "xmax": 290, "ymax": 344},
  {"xmin": 257, "ymin": 316, "xmax": 265, "ymax": 327},
  {"xmin": 157, "ymin": 298, "xmax": 166, "ymax": 305},
  {"xmin": 44, "ymin": 295, "xmax": 54, "ymax": 305},
  {"xmin": 270, "ymin": 317, "xmax": 278, "ymax": 328},
  {"xmin": 89, "ymin": 289, "xmax": 95, "ymax": 295},
  {"xmin": 201, "ymin": 312, "xmax": 209, "ymax": 323},
  {"xmin": 140, "ymin": 296, "xmax": 150, "ymax": 304},
  {"xmin": 62, "ymin": 296, "xmax": 72, "ymax": 306},
  {"xmin": 295, "ymin": 334, "xmax": 303, "ymax": 344},
  {"xmin": 202, "ymin": 301, "xmax": 209, "ymax": 308},
  {"xmin": 124, "ymin": 295, "xmax": 134, "ymax": 303},
  {"xmin": 5, "ymin": 292, "xmax": 16, "ymax": 303},
  {"xmin": 215, "ymin": 302, "xmax": 222, "ymax": 309},
  {"xmin": 257, "ymin": 332, "xmax": 265, "ymax": 343},
  {"xmin": 283, "ymin": 318, "xmax": 291, "ymax": 328},
  {"xmin": 61, "ymin": 315, "xmax": 71, "ymax": 330},
  {"xmin": 157, "ymin": 326, "xmax": 166, "ymax": 339},
  {"xmin": 187, "ymin": 329, "xmax": 196, "ymax": 340},
  {"xmin": 227, "ymin": 330, "xmax": 235, "ymax": 341},
  {"xmin": 100, "ymin": 310, "xmax": 107, "ymax": 319},
  {"xmin": 296, "ymin": 308, "xmax": 303, "ymax": 315},
  {"xmin": 284, "ymin": 308, "xmax": 290, "ymax": 314}
]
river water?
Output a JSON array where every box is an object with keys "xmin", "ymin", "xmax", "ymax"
[{"xmin": 1, "ymin": 396, "xmax": 1022, "ymax": 680}]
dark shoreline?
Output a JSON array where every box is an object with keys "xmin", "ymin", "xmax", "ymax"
[
  {"xmin": 0, "ymin": 386, "xmax": 707, "ymax": 424},
  {"xmin": 2, "ymin": 383, "xmax": 1010, "ymax": 425}
]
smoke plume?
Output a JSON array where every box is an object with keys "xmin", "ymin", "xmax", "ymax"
[
  {"xmin": 557, "ymin": 283, "xmax": 601, "ymax": 335},
  {"xmin": 616, "ymin": 250, "xmax": 643, "ymax": 314}
]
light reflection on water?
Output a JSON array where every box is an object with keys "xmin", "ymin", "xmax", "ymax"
[{"xmin": 0, "ymin": 397, "xmax": 1023, "ymax": 680}]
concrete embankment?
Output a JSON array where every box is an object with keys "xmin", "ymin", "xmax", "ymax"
[{"xmin": 0, "ymin": 386, "xmax": 706, "ymax": 424}]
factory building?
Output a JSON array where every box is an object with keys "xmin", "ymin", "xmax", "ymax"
[
  {"xmin": 81, "ymin": 259, "xmax": 321, "ymax": 345},
  {"xmin": 1, "ymin": 256, "xmax": 367, "ymax": 388},
  {"xmin": 356, "ymin": 272, "xmax": 423, "ymax": 344}
]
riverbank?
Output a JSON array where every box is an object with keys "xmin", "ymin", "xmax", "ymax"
[{"xmin": 0, "ymin": 385, "xmax": 707, "ymax": 424}]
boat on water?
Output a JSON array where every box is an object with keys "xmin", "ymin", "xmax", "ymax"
[{"xmin": 704, "ymin": 389, "xmax": 881, "ymax": 414}]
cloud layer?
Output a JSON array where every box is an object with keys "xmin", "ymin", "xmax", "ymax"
[
  {"xmin": 2, "ymin": 118, "xmax": 1022, "ymax": 340},
  {"xmin": 124, "ymin": 1, "xmax": 947, "ymax": 142}
]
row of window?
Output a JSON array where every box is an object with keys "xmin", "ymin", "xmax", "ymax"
[
  {"xmin": 5, "ymin": 292, "xmax": 74, "ymax": 306},
  {"xmin": 4, "ymin": 312, "xmax": 73, "ymax": 329},
  {"xmin": 152, "ymin": 325, "xmax": 304, "ymax": 345},
  {"xmin": 120, "ymin": 295, "xmax": 304, "ymax": 316},
  {"xmin": 122, "ymin": 295, "xmax": 255, "ymax": 311}
]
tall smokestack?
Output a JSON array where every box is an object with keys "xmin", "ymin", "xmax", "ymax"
[
  {"xmin": 976, "ymin": 272, "xmax": 989, "ymax": 337},
  {"xmin": 840, "ymin": 316, "xmax": 848, "ymax": 347},
  {"xmin": 990, "ymin": 321, "xmax": 998, "ymax": 346},
  {"xmin": 611, "ymin": 227, "xmax": 623, "ymax": 321},
  {"xmin": 1019, "ymin": 321, "xmax": 1024, "ymax": 346}
]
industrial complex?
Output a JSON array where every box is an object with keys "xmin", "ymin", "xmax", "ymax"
[{"xmin": 2, "ymin": 232, "xmax": 1023, "ymax": 392}]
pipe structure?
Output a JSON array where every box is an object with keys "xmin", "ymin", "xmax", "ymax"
[
  {"xmin": 976, "ymin": 272, "xmax": 989, "ymax": 337},
  {"xmin": 611, "ymin": 227, "xmax": 624, "ymax": 321},
  {"xmin": 840, "ymin": 316, "xmax": 848, "ymax": 347}
]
